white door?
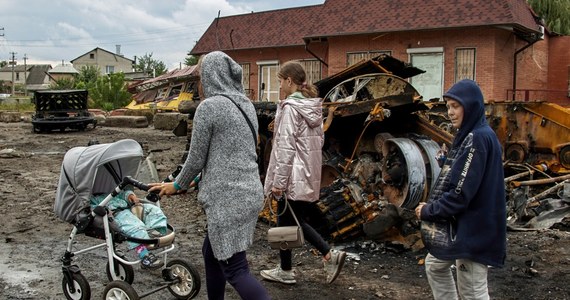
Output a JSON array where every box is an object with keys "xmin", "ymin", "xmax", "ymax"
[
  {"xmin": 409, "ymin": 51, "xmax": 444, "ymax": 101},
  {"xmin": 259, "ymin": 64, "xmax": 280, "ymax": 102}
]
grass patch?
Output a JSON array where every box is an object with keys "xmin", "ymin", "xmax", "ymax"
[{"xmin": 0, "ymin": 102, "xmax": 35, "ymax": 112}]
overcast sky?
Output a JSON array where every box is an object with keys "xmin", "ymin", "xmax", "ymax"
[{"xmin": 0, "ymin": 0, "xmax": 323, "ymax": 70}]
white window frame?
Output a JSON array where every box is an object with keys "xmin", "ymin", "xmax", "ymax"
[{"xmin": 257, "ymin": 60, "xmax": 279, "ymax": 102}]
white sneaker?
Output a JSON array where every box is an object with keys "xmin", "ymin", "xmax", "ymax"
[
  {"xmin": 260, "ymin": 266, "xmax": 296, "ymax": 284},
  {"xmin": 324, "ymin": 250, "xmax": 346, "ymax": 284}
]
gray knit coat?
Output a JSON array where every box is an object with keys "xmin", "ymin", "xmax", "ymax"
[{"xmin": 174, "ymin": 51, "xmax": 263, "ymax": 260}]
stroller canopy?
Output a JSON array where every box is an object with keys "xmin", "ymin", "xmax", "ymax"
[{"xmin": 54, "ymin": 139, "xmax": 144, "ymax": 223}]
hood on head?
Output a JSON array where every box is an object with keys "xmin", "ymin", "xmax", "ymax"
[
  {"xmin": 200, "ymin": 51, "xmax": 244, "ymax": 99},
  {"xmin": 282, "ymin": 95, "xmax": 323, "ymax": 128},
  {"xmin": 443, "ymin": 79, "xmax": 487, "ymax": 147}
]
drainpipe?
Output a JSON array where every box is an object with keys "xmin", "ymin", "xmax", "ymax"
[
  {"xmin": 512, "ymin": 31, "xmax": 541, "ymax": 100},
  {"xmin": 304, "ymin": 39, "xmax": 328, "ymax": 67}
]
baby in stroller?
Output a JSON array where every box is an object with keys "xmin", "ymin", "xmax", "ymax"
[
  {"xmin": 89, "ymin": 189, "xmax": 166, "ymax": 269},
  {"xmin": 55, "ymin": 138, "xmax": 201, "ymax": 300}
]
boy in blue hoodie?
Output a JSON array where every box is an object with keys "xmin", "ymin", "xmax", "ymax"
[{"xmin": 415, "ymin": 79, "xmax": 506, "ymax": 299}]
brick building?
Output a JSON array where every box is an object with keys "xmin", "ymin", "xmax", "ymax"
[{"xmin": 190, "ymin": 0, "xmax": 570, "ymax": 105}]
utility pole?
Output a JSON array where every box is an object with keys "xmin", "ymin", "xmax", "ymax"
[
  {"xmin": 10, "ymin": 52, "xmax": 16, "ymax": 96},
  {"xmin": 23, "ymin": 54, "xmax": 28, "ymax": 96}
]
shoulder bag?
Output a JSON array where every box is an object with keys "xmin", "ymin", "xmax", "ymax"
[{"xmin": 266, "ymin": 194, "xmax": 305, "ymax": 250}]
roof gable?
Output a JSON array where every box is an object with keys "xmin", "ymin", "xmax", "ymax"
[
  {"xmin": 191, "ymin": 0, "xmax": 540, "ymax": 54},
  {"xmin": 26, "ymin": 65, "xmax": 52, "ymax": 85},
  {"xmin": 70, "ymin": 47, "xmax": 134, "ymax": 63}
]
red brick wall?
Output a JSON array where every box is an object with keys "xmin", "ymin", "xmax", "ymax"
[
  {"xmin": 225, "ymin": 44, "xmax": 328, "ymax": 101},
  {"xmin": 547, "ymin": 36, "xmax": 570, "ymax": 105},
  {"xmin": 222, "ymin": 27, "xmax": 560, "ymax": 104}
]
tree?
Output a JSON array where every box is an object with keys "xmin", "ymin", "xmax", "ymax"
[
  {"xmin": 49, "ymin": 77, "xmax": 75, "ymax": 90},
  {"xmin": 75, "ymin": 65, "xmax": 100, "ymax": 90},
  {"xmin": 184, "ymin": 54, "xmax": 200, "ymax": 66},
  {"xmin": 89, "ymin": 73, "xmax": 132, "ymax": 111},
  {"xmin": 0, "ymin": 61, "xmax": 7, "ymax": 68},
  {"xmin": 527, "ymin": 0, "xmax": 570, "ymax": 35},
  {"xmin": 134, "ymin": 53, "xmax": 167, "ymax": 77}
]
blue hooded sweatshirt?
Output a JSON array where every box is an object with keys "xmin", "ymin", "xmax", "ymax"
[{"xmin": 420, "ymin": 79, "xmax": 506, "ymax": 267}]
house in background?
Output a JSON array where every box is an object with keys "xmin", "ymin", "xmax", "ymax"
[
  {"xmin": 47, "ymin": 63, "xmax": 79, "ymax": 83},
  {"xmin": 190, "ymin": 0, "xmax": 570, "ymax": 105},
  {"xmin": 0, "ymin": 64, "xmax": 52, "ymax": 94},
  {"xmin": 71, "ymin": 46, "xmax": 134, "ymax": 75}
]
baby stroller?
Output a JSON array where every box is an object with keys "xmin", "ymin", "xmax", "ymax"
[{"xmin": 54, "ymin": 139, "xmax": 200, "ymax": 300}]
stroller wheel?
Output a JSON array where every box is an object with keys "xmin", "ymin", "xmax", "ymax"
[
  {"xmin": 103, "ymin": 280, "xmax": 139, "ymax": 300},
  {"xmin": 62, "ymin": 272, "xmax": 91, "ymax": 300},
  {"xmin": 166, "ymin": 259, "xmax": 201, "ymax": 299},
  {"xmin": 106, "ymin": 259, "xmax": 135, "ymax": 284}
]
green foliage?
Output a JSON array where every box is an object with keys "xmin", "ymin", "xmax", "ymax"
[
  {"xmin": 0, "ymin": 61, "xmax": 7, "ymax": 68},
  {"xmin": 88, "ymin": 73, "xmax": 132, "ymax": 111},
  {"xmin": 184, "ymin": 54, "xmax": 200, "ymax": 66},
  {"xmin": 49, "ymin": 77, "xmax": 76, "ymax": 90},
  {"xmin": 134, "ymin": 53, "xmax": 167, "ymax": 77},
  {"xmin": 0, "ymin": 80, "xmax": 10, "ymax": 93},
  {"xmin": 75, "ymin": 65, "xmax": 100, "ymax": 90},
  {"xmin": 527, "ymin": 0, "xmax": 570, "ymax": 35},
  {"xmin": 0, "ymin": 102, "xmax": 35, "ymax": 112}
]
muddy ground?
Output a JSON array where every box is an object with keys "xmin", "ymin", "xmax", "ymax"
[{"xmin": 0, "ymin": 121, "xmax": 569, "ymax": 300}]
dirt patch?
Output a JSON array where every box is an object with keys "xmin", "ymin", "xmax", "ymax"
[{"xmin": 0, "ymin": 121, "xmax": 569, "ymax": 300}]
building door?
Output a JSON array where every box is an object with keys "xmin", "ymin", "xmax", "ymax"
[
  {"xmin": 408, "ymin": 48, "xmax": 444, "ymax": 101},
  {"xmin": 258, "ymin": 61, "xmax": 280, "ymax": 102}
]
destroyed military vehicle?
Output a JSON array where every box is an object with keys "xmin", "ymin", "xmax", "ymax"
[{"xmin": 176, "ymin": 54, "xmax": 570, "ymax": 249}]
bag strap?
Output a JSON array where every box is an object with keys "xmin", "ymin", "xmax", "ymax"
[
  {"xmin": 221, "ymin": 95, "xmax": 257, "ymax": 148},
  {"xmin": 267, "ymin": 194, "xmax": 301, "ymax": 227}
]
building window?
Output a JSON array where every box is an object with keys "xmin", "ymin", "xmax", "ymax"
[
  {"xmin": 106, "ymin": 65, "xmax": 115, "ymax": 74},
  {"xmin": 299, "ymin": 60, "xmax": 322, "ymax": 84},
  {"xmin": 455, "ymin": 48, "xmax": 476, "ymax": 82},
  {"xmin": 90, "ymin": 53, "xmax": 95, "ymax": 59},
  {"xmin": 240, "ymin": 63, "xmax": 252, "ymax": 99},
  {"xmin": 257, "ymin": 61, "xmax": 279, "ymax": 102},
  {"xmin": 16, "ymin": 72, "xmax": 20, "ymax": 81},
  {"xmin": 347, "ymin": 51, "xmax": 392, "ymax": 67}
]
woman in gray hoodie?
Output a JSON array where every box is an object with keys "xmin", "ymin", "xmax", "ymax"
[
  {"xmin": 151, "ymin": 51, "xmax": 269, "ymax": 300},
  {"xmin": 260, "ymin": 61, "xmax": 346, "ymax": 285}
]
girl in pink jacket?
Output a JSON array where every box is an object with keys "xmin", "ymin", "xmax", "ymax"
[{"xmin": 261, "ymin": 61, "xmax": 346, "ymax": 285}]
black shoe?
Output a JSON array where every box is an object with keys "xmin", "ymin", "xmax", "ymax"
[{"xmin": 140, "ymin": 253, "xmax": 163, "ymax": 270}]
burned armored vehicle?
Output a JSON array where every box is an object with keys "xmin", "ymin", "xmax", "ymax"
[
  {"xmin": 177, "ymin": 54, "xmax": 570, "ymax": 247},
  {"xmin": 254, "ymin": 55, "xmax": 452, "ymax": 247}
]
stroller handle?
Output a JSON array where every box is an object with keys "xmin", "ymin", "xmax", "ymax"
[
  {"xmin": 121, "ymin": 176, "xmax": 161, "ymax": 202},
  {"xmin": 122, "ymin": 176, "xmax": 150, "ymax": 191}
]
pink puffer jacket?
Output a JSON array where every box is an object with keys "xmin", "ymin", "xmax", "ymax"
[{"xmin": 263, "ymin": 93, "xmax": 324, "ymax": 202}]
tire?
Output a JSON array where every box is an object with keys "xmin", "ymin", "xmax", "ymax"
[
  {"xmin": 105, "ymin": 258, "xmax": 135, "ymax": 284},
  {"xmin": 102, "ymin": 280, "xmax": 139, "ymax": 300},
  {"xmin": 166, "ymin": 259, "xmax": 201, "ymax": 299},
  {"xmin": 62, "ymin": 272, "xmax": 91, "ymax": 300}
]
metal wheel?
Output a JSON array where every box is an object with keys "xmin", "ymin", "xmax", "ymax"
[
  {"xmin": 61, "ymin": 272, "xmax": 91, "ymax": 300},
  {"xmin": 166, "ymin": 259, "xmax": 201, "ymax": 299},
  {"xmin": 102, "ymin": 280, "xmax": 139, "ymax": 300},
  {"xmin": 105, "ymin": 258, "xmax": 135, "ymax": 284}
]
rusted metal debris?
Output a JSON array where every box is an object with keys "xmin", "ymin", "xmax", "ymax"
[{"xmin": 182, "ymin": 54, "xmax": 570, "ymax": 248}]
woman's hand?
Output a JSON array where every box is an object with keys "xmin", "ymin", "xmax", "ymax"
[
  {"xmin": 148, "ymin": 182, "xmax": 177, "ymax": 197},
  {"xmin": 271, "ymin": 187, "xmax": 283, "ymax": 198},
  {"xmin": 415, "ymin": 202, "xmax": 426, "ymax": 220}
]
